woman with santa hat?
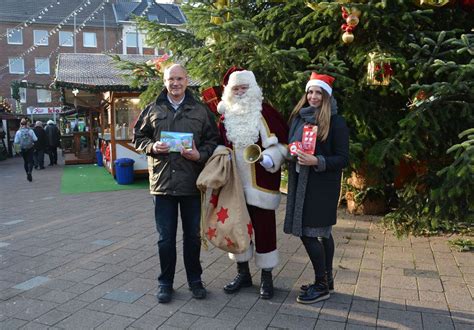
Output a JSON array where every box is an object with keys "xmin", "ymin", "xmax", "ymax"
[{"xmin": 284, "ymin": 72, "xmax": 349, "ymax": 304}]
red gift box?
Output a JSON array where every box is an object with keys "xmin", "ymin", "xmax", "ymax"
[
  {"xmin": 302, "ymin": 125, "xmax": 317, "ymax": 154},
  {"xmin": 201, "ymin": 86, "xmax": 222, "ymax": 114}
]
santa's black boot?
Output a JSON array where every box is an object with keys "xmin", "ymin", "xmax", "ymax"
[
  {"xmin": 223, "ymin": 262, "xmax": 252, "ymax": 294},
  {"xmin": 259, "ymin": 269, "xmax": 274, "ymax": 299}
]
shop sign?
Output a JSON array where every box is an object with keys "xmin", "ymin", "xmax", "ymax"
[{"xmin": 27, "ymin": 107, "xmax": 62, "ymax": 115}]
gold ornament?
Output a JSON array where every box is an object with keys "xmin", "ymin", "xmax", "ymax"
[
  {"xmin": 342, "ymin": 31, "xmax": 354, "ymax": 43},
  {"xmin": 367, "ymin": 52, "xmax": 393, "ymax": 86},
  {"xmin": 346, "ymin": 14, "xmax": 359, "ymax": 26},
  {"xmin": 413, "ymin": 0, "xmax": 454, "ymax": 8}
]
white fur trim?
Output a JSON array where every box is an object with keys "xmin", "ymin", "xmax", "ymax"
[
  {"xmin": 217, "ymin": 101, "xmax": 227, "ymax": 114},
  {"xmin": 255, "ymin": 249, "xmax": 279, "ymax": 269},
  {"xmin": 234, "ymin": 147, "xmax": 281, "ymax": 210},
  {"xmin": 259, "ymin": 118, "xmax": 278, "ymax": 148},
  {"xmin": 227, "ymin": 70, "xmax": 257, "ymax": 88},
  {"xmin": 261, "ymin": 144, "xmax": 286, "ymax": 174},
  {"xmin": 229, "ymin": 243, "xmax": 253, "ymax": 262},
  {"xmin": 305, "ymin": 80, "xmax": 332, "ymax": 96}
]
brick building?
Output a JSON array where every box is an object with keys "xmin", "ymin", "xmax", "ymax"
[{"xmin": 0, "ymin": 0, "xmax": 185, "ymax": 118}]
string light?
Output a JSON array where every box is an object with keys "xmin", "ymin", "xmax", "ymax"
[
  {"xmin": 1, "ymin": 0, "xmax": 62, "ymax": 41},
  {"xmin": 0, "ymin": 0, "xmax": 108, "ymax": 73}
]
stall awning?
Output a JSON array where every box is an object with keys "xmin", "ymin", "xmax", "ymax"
[{"xmin": 54, "ymin": 53, "xmax": 200, "ymax": 93}]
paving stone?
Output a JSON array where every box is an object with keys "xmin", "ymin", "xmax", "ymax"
[
  {"xmin": 0, "ymin": 318, "xmax": 28, "ymax": 328},
  {"xmin": 314, "ymin": 319, "xmax": 346, "ymax": 329},
  {"xmin": 33, "ymin": 309, "xmax": 71, "ymax": 326},
  {"xmin": 422, "ymin": 312, "xmax": 455, "ymax": 329},
  {"xmin": 13, "ymin": 276, "xmax": 50, "ymax": 290},
  {"xmin": 55, "ymin": 309, "xmax": 111, "ymax": 328},
  {"xmin": 350, "ymin": 299, "xmax": 378, "ymax": 313},
  {"xmin": 347, "ymin": 310, "xmax": 377, "ymax": 327},
  {"xmin": 130, "ymin": 310, "xmax": 168, "ymax": 329},
  {"xmin": 164, "ymin": 311, "xmax": 200, "ymax": 328},
  {"xmin": 236, "ymin": 310, "xmax": 275, "ymax": 329},
  {"xmin": 103, "ymin": 289, "xmax": 144, "ymax": 303},
  {"xmin": 95, "ymin": 315, "xmax": 135, "ymax": 329},
  {"xmin": 269, "ymin": 312, "xmax": 317, "ymax": 329},
  {"xmin": 105, "ymin": 301, "xmax": 150, "ymax": 318},
  {"xmin": 318, "ymin": 301, "xmax": 350, "ymax": 323},
  {"xmin": 192, "ymin": 316, "xmax": 239, "ymax": 329},
  {"xmin": 377, "ymin": 308, "xmax": 422, "ymax": 329},
  {"xmin": 406, "ymin": 299, "xmax": 450, "ymax": 315},
  {"xmin": 39, "ymin": 290, "xmax": 78, "ymax": 304},
  {"xmin": 86, "ymin": 298, "xmax": 120, "ymax": 312},
  {"xmin": 215, "ymin": 306, "xmax": 248, "ymax": 323}
]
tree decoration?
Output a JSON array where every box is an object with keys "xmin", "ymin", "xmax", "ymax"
[
  {"xmin": 367, "ymin": 52, "xmax": 393, "ymax": 86},
  {"xmin": 413, "ymin": 0, "xmax": 455, "ymax": 8},
  {"xmin": 210, "ymin": 0, "xmax": 230, "ymax": 25},
  {"xmin": 341, "ymin": 6, "xmax": 360, "ymax": 44},
  {"xmin": 460, "ymin": 0, "xmax": 474, "ymax": 10}
]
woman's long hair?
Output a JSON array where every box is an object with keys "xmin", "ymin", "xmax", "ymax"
[{"xmin": 288, "ymin": 89, "xmax": 331, "ymax": 141}]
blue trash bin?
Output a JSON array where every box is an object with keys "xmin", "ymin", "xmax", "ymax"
[
  {"xmin": 96, "ymin": 149, "xmax": 103, "ymax": 167},
  {"xmin": 115, "ymin": 158, "xmax": 135, "ymax": 184}
]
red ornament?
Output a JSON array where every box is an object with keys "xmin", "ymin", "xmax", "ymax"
[
  {"xmin": 216, "ymin": 207, "xmax": 229, "ymax": 224},
  {"xmin": 460, "ymin": 0, "xmax": 474, "ymax": 10}
]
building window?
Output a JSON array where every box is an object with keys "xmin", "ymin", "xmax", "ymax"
[
  {"xmin": 35, "ymin": 58, "xmax": 50, "ymax": 75},
  {"xmin": 34, "ymin": 30, "xmax": 49, "ymax": 46},
  {"xmin": 37, "ymin": 89, "xmax": 51, "ymax": 103},
  {"xmin": 20, "ymin": 88, "xmax": 27, "ymax": 103},
  {"xmin": 59, "ymin": 31, "xmax": 74, "ymax": 47},
  {"xmin": 8, "ymin": 57, "xmax": 24, "ymax": 74},
  {"xmin": 126, "ymin": 32, "xmax": 138, "ymax": 48},
  {"xmin": 7, "ymin": 29, "xmax": 23, "ymax": 44},
  {"xmin": 12, "ymin": 87, "xmax": 27, "ymax": 103},
  {"xmin": 83, "ymin": 32, "xmax": 97, "ymax": 47}
]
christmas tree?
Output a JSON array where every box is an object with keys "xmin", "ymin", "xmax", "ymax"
[{"xmin": 120, "ymin": 0, "xmax": 473, "ymax": 235}]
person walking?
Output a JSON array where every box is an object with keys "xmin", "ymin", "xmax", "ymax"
[
  {"xmin": 133, "ymin": 64, "xmax": 219, "ymax": 303},
  {"xmin": 216, "ymin": 68, "xmax": 288, "ymax": 299},
  {"xmin": 284, "ymin": 72, "xmax": 349, "ymax": 304},
  {"xmin": 33, "ymin": 121, "xmax": 47, "ymax": 170},
  {"xmin": 45, "ymin": 120, "xmax": 61, "ymax": 166},
  {"xmin": 14, "ymin": 118, "xmax": 38, "ymax": 182}
]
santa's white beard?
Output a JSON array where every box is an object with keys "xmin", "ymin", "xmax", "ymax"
[{"xmin": 223, "ymin": 95, "xmax": 262, "ymax": 148}]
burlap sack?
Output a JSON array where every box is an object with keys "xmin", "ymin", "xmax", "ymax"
[{"xmin": 196, "ymin": 146, "xmax": 252, "ymax": 253}]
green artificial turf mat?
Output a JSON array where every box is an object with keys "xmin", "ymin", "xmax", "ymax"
[{"xmin": 61, "ymin": 164, "xmax": 148, "ymax": 194}]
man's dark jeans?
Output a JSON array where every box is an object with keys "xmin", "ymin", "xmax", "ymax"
[
  {"xmin": 154, "ymin": 195, "xmax": 202, "ymax": 288},
  {"xmin": 34, "ymin": 149, "xmax": 45, "ymax": 168}
]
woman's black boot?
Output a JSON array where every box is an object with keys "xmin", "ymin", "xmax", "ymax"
[
  {"xmin": 259, "ymin": 270, "xmax": 274, "ymax": 299},
  {"xmin": 223, "ymin": 262, "xmax": 252, "ymax": 294},
  {"xmin": 296, "ymin": 275, "xmax": 330, "ymax": 304}
]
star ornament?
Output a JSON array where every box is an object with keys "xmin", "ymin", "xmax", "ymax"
[
  {"xmin": 216, "ymin": 207, "xmax": 229, "ymax": 224},
  {"xmin": 224, "ymin": 236, "xmax": 234, "ymax": 247},
  {"xmin": 207, "ymin": 227, "xmax": 217, "ymax": 240}
]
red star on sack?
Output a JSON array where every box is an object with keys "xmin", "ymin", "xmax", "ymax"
[
  {"xmin": 209, "ymin": 194, "xmax": 219, "ymax": 208},
  {"xmin": 247, "ymin": 223, "xmax": 253, "ymax": 237},
  {"xmin": 225, "ymin": 236, "xmax": 234, "ymax": 247},
  {"xmin": 216, "ymin": 207, "xmax": 229, "ymax": 224},
  {"xmin": 207, "ymin": 227, "xmax": 217, "ymax": 240}
]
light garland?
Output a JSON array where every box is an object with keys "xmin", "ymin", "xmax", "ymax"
[
  {"xmin": 0, "ymin": 0, "xmax": 61, "ymax": 41},
  {"xmin": 0, "ymin": 0, "xmax": 110, "ymax": 72}
]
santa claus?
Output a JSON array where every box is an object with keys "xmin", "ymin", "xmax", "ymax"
[{"xmin": 217, "ymin": 68, "xmax": 288, "ymax": 299}]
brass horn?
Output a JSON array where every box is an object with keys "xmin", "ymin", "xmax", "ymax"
[{"xmin": 243, "ymin": 144, "xmax": 263, "ymax": 164}]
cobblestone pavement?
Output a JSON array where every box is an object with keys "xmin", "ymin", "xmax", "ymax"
[{"xmin": 0, "ymin": 155, "xmax": 473, "ymax": 329}]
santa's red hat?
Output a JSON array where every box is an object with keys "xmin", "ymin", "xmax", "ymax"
[{"xmin": 305, "ymin": 72, "xmax": 335, "ymax": 96}]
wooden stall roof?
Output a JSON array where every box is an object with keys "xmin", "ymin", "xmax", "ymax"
[{"xmin": 54, "ymin": 53, "xmax": 200, "ymax": 92}]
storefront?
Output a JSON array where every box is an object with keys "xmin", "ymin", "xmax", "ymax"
[{"xmin": 54, "ymin": 53, "xmax": 156, "ymax": 176}]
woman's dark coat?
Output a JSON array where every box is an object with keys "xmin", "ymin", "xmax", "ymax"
[{"xmin": 284, "ymin": 112, "xmax": 349, "ymax": 237}]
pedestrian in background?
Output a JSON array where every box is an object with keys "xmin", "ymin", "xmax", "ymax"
[
  {"xmin": 14, "ymin": 118, "xmax": 37, "ymax": 182},
  {"xmin": 284, "ymin": 72, "xmax": 349, "ymax": 304},
  {"xmin": 33, "ymin": 121, "xmax": 47, "ymax": 170},
  {"xmin": 45, "ymin": 120, "xmax": 61, "ymax": 166},
  {"xmin": 134, "ymin": 64, "xmax": 219, "ymax": 304}
]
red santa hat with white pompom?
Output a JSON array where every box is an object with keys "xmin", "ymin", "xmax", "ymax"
[{"xmin": 305, "ymin": 72, "xmax": 335, "ymax": 96}]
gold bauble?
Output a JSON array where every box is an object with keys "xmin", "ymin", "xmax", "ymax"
[
  {"xmin": 342, "ymin": 31, "xmax": 354, "ymax": 43},
  {"xmin": 346, "ymin": 14, "xmax": 359, "ymax": 27}
]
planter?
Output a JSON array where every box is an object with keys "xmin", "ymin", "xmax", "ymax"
[{"xmin": 345, "ymin": 191, "xmax": 387, "ymax": 215}]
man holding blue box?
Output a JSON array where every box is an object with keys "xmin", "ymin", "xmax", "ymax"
[{"xmin": 133, "ymin": 64, "xmax": 219, "ymax": 303}]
